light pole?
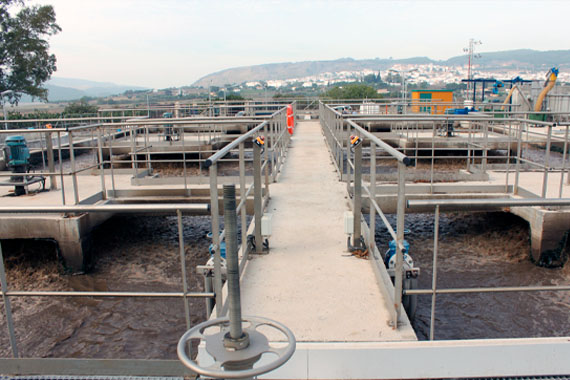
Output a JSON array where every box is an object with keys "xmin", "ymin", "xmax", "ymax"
[
  {"xmin": 463, "ymin": 39, "xmax": 482, "ymax": 96},
  {"xmin": 1, "ymin": 90, "xmax": 14, "ymax": 130},
  {"xmin": 389, "ymin": 69, "xmax": 418, "ymax": 114}
]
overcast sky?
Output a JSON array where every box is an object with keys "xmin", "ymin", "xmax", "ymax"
[{"xmin": 28, "ymin": 0, "xmax": 570, "ymax": 89}]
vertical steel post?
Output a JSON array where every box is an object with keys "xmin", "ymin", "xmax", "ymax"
[
  {"xmin": 542, "ymin": 124, "xmax": 553, "ymax": 198},
  {"xmin": 0, "ymin": 242, "xmax": 19, "ymax": 357},
  {"xmin": 394, "ymin": 161, "xmax": 406, "ymax": 327},
  {"xmin": 209, "ymin": 164, "xmax": 223, "ymax": 316},
  {"xmin": 130, "ymin": 124, "xmax": 137, "ymax": 178},
  {"xmin": 97, "ymin": 126, "xmax": 107, "ymax": 200},
  {"xmin": 264, "ymin": 123, "xmax": 270, "ymax": 199},
  {"xmin": 45, "ymin": 131, "xmax": 56, "ymax": 190},
  {"xmin": 506, "ymin": 121, "xmax": 512, "ymax": 193},
  {"xmin": 430, "ymin": 121, "xmax": 435, "ymax": 194},
  {"xmin": 483, "ymin": 121, "xmax": 488, "ymax": 173},
  {"xmin": 353, "ymin": 142, "xmax": 362, "ymax": 246},
  {"xmin": 369, "ymin": 144, "xmax": 376, "ymax": 251},
  {"xmin": 68, "ymin": 131, "xmax": 79, "ymax": 205},
  {"xmin": 429, "ymin": 205, "xmax": 440, "ymax": 341},
  {"xmin": 270, "ymin": 120, "xmax": 276, "ymax": 182},
  {"xmin": 515, "ymin": 122, "xmax": 522, "ymax": 195},
  {"xmin": 253, "ymin": 142, "xmax": 263, "ymax": 253},
  {"xmin": 223, "ymin": 185, "xmax": 244, "ymax": 340},
  {"xmin": 57, "ymin": 132, "xmax": 65, "ymax": 205},
  {"xmin": 177, "ymin": 210, "xmax": 192, "ymax": 338},
  {"xmin": 340, "ymin": 117, "xmax": 345, "ymax": 181},
  {"xmin": 239, "ymin": 142, "xmax": 247, "ymax": 254},
  {"xmin": 182, "ymin": 125, "xmax": 188, "ymax": 193},
  {"xmin": 109, "ymin": 127, "xmax": 116, "ymax": 195},
  {"xmin": 146, "ymin": 124, "xmax": 152, "ymax": 174}
]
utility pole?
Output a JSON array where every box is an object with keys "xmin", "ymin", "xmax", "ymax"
[{"xmin": 463, "ymin": 39, "xmax": 482, "ymax": 95}]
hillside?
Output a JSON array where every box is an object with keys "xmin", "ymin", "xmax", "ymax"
[
  {"xmin": 18, "ymin": 77, "xmax": 149, "ymax": 103},
  {"xmin": 193, "ymin": 49, "xmax": 570, "ymax": 87}
]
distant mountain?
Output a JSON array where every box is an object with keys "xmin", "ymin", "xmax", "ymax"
[
  {"xmin": 19, "ymin": 77, "xmax": 149, "ymax": 103},
  {"xmin": 444, "ymin": 49, "xmax": 570, "ymax": 69},
  {"xmin": 193, "ymin": 49, "xmax": 570, "ymax": 87}
]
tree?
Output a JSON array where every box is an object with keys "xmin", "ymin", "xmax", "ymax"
[
  {"xmin": 324, "ymin": 84, "xmax": 381, "ymax": 100},
  {"xmin": 0, "ymin": 0, "xmax": 61, "ymax": 103},
  {"xmin": 64, "ymin": 100, "xmax": 98, "ymax": 115}
]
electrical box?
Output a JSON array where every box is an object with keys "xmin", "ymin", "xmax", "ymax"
[
  {"xmin": 261, "ymin": 213, "xmax": 272, "ymax": 237},
  {"xmin": 344, "ymin": 211, "xmax": 354, "ymax": 235}
]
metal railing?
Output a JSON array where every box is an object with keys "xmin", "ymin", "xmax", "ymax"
[
  {"xmin": 320, "ymin": 101, "xmax": 570, "ymax": 330},
  {"xmin": 203, "ymin": 105, "xmax": 291, "ymax": 318},
  {"xmin": 0, "ymin": 203, "xmax": 213, "ymax": 377},
  {"xmin": 406, "ymin": 197, "xmax": 570, "ymax": 340},
  {"xmin": 321, "ymin": 104, "xmax": 570, "ymax": 199},
  {"xmin": 320, "ymin": 101, "xmax": 412, "ymax": 327}
]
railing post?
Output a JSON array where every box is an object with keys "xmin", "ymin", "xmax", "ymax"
[
  {"xmin": 97, "ymin": 126, "xmax": 107, "ymax": 200},
  {"xmin": 394, "ymin": 161, "xmax": 406, "ymax": 327},
  {"xmin": 264, "ymin": 123, "xmax": 270, "ymax": 198},
  {"xmin": 68, "ymin": 131, "xmax": 79, "ymax": 205},
  {"xmin": 340, "ymin": 117, "xmax": 345, "ymax": 181},
  {"xmin": 209, "ymin": 164, "xmax": 223, "ymax": 315},
  {"xmin": 542, "ymin": 124, "xmax": 553, "ymax": 198},
  {"xmin": 45, "ymin": 131, "xmax": 57, "ymax": 190},
  {"xmin": 0, "ymin": 242, "xmax": 19, "ymax": 357},
  {"xmin": 239, "ymin": 142, "xmax": 247, "ymax": 253},
  {"xmin": 515, "ymin": 121, "xmax": 522, "ymax": 195},
  {"xmin": 430, "ymin": 205, "xmax": 440, "ymax": 341},
  {"xmin": 253, "ymin": 142, "xmax": 263, "ymax": 253},
  {"xmin": 177, "ymin": 209, "xmax": 192, "ymax": 337},
  {"xmin": 57, "ymin": 131, "xmax": 66, "ymax": 205},
  {"xmin": 353, "ymin": 141, "xmax": 362, "ymax": 246},
  {"xmin": 369, "ymin": 144, "xmax": 376, "ymax": 252}
]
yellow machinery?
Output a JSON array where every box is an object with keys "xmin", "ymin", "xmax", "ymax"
[{"xmin": 534, "ymin": 67, "xmax": 559, "ymax": 112}]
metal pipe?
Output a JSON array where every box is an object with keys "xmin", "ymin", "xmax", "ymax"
[
  {"xmin": 407, "ymin": 198, "xmax": 570, "ymax": 209},
  {"xmin": 239, "ymin": 142, "xmax": 247, "ymax": 253},
  {"xmin": 515, "ymin": 122, "xmax": 523, "ymax": 194},
  {"xmin": 204, "ymin": 114, "xmax": 284, "ymax": 168},
  {"xmin": 369, "ymin": 144, "xmax": 376, "ymax": 252},
  {"xmin": 0, "ymin": 204, "xmax": 209, "ymax": 214},
  {"xmin": 177, "ymin": 210, "xmax": 192, "ymax": 334},
  {"xmin": 562, "ymin": 125, "xmax": 569, "ymax": 193},
  {"xmin": 96, "ymin": 127, "xmax": 106, "ymax": 200},
  {"xmin": 346, "ymin": 119, "xmax": 411, "ymax": 166},
  {"xmin": 68, "ymin": 132, "xmax": 79, "ymax": 204},
  {"xmin": 253, "ymin": 142, "xmax": 263, "ymax": 253},
  {"xmin": 45, "ymin": 131, "xmax": 56, "ymax": 190},
  {"xmin": 405, "ymin": 285, "xmax": 570, "ymax": 295},
  {"xmin": 223, "ymin": 185, "xmax": 243, "ymax": 340},
  {"xmin": 209, "ymin": 164, "xmax": 223, "ymax": 316},
  {"xmin": 5, "ymin": 290, "xmax": 214, "ymax": 297},
  {"xmin": 394, "ymin": 161, "xmax": 406, "ymax": 327},
  {"xmin": 353, "ymin": 142, "xmax": 362, "ymax": 246},
  {"xmin": 57, "ymin": 131, "xmax": 65, "ymax": 205},
  {"xmin": 429, "ymin": 205, "xmax": 440, "ymax": 341},
  {"xmin": 0, "ymin": 242, "xmax": 19, "ymax": 357},
  {"xmin": 542, "ymin": 124, "xmax": 553, "ymax": 198}
]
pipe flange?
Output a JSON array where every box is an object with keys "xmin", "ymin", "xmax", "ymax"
[{"xmin": 177, "ymin": 316, "xmax": 296, "ymax": 379}]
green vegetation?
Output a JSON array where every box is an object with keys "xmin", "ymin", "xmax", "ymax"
[
  {"xmin": 63, "ymin": 100, "xmax": 98, "ymax": 116},
  {"xmin": 323, "ymin": 84, "xmax": 381, "ymax": 100},
  {"xmin": 0, "ymin": 0, "xmax": 61, "ymax": 103}
]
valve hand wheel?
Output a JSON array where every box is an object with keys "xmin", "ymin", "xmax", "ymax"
[{"xmin": 177, "ymin": 316, "xmax": 296, "ymax": 379}]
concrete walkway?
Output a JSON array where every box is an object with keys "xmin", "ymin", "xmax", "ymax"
[{"xmin": 240, "ymin": 121, "xmax": 417, "ymax": 342}]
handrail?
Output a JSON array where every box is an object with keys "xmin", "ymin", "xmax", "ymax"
[
  {"xmin": 203, "ymin": 108, "xmax": 286, "ymax": 168},
  {"xmin": 0, "ymin": 204, "xmax": 210, "ymax": 214},
  {"xmin": 407, "ymin": 197, "xmax": 570, "ymax": 209},
  {"xmin": 345, "ymin": 118, "xmax": 412, "ymax": 166}
]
